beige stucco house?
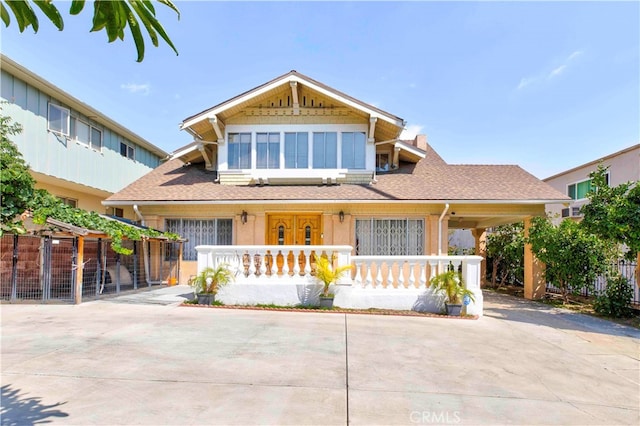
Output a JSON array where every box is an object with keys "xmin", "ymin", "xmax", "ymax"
[
  {"xmin": 544, "ymin": 144, "xmax": 640, "ymax": 220},
  {"xmin": 105, "ymin": 71, "xmax": 568, "ymax": 307}
]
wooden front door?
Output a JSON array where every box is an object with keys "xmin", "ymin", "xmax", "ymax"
[{"xmin": 267, "ymin": 214, "xmax": 322, "ymax": 245}]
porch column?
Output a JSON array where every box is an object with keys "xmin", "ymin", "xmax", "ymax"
[
  {"xmin": 472, "ymin": 228, "xmax": 487, "ymax": 287},
  {"xmin": 524, "ymin": 217, "xmax": 546, "ymax": 300}
]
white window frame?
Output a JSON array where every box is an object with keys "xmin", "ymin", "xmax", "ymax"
[
  {"xmin": 219, "ymin": 124, "xmax": 371, "ymax": 173},
  {"xmin": 120, "ymin": 140, "xmax": 136, "ymax": 160},
  {"xmin": 341, "ymin": 132, "xmax": 366, "ymax": 169},
  {"xmin": 48, "ymin": 103, "xmax": 70, "ymax": 136},
  {"xmin": 71, "ymin": 117, "xmax": 102, "ymax": 151},
  {"xmin": 228, "ymin": 132, "xmax": 252, "ymax": 169}
]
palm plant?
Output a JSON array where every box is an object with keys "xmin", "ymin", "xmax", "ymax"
[
  {"xmin": 429, "ymin": 270, "xmax": 475, "ymax": 305},
  {"xmin": 189, "ymin": 265, "xmax": 234, "ymax": 295},
  {"xmin": 313, "ymin": 254, "xmax": 352, "ymax": 297}
]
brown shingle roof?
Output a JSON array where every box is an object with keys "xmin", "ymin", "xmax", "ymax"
[{"xmin": 106, "ymin": 153, "xmax": 568, "ymax": 204}]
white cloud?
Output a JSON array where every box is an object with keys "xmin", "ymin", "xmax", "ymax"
[
  {"xmin": 120, "ymin": 83, "xmax": 151, "ymax": 95},
  {"xmin": 517, "ymin": 49, "xmax": 584, "ymax": 90},
  {"xmin": 548, "ymin": 65, "xmax": 566, "ymax": 78},
  {"xmin": 517, "ymin": 77, "xmax": 534, "ymax": 90},
  {"xmin": 399, "ymin": 124, "xmax": 424, "ymax": 140}
]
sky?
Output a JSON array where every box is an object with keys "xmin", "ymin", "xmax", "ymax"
[{"xmin": 2, "ymin": 0, "xmax": 638, "ymax": 179}]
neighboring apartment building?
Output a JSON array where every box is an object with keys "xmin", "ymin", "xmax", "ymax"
[
  {"xmin": 104, "ymin": 70, "xmax": 569, "ymax": 286},
  {"xmin": 0, "ymin": 55, "xmax": 167, "ymax": 220},
  {"xmin": 544, "ymin": 144, "xmax": 640, "ymax": 220}
]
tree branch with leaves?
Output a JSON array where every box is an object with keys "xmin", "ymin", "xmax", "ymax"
[{"xmin": 1, "ymin": 0, "xmax": 180, "ymax": 62}]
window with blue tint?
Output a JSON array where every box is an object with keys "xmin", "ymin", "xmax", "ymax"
[
  {"xmin": 341, "ymin": 132, "xmax": 366, "ymax": 169},
  {"xmin": 312, "ymin": 132, "xmax": 337, "ymax": 168},
  {"xmin": 228, "ymin": 133, "xmax": 251, "ymax": 169},
  {"xmin": 257, "ymin": 132, "xmax": 280, "ymax": 169},
  {"xmin": 285, "ymin": 132, "xmax": 308, "ymax": 168}
]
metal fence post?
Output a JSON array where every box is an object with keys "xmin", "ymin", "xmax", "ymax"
[
  {"xmin": 133, "ymin": 241, "xmax": 138, "ymax": 290},
  {"xmin": 115, "ymin": 253, "xmax": 121, "ymax": 293},
  {"xmin": 43, "ymin": 236, "xmax": 52, "ymax": 302},
  {"xmin": 96, "ymin": 239, "xmax": 102, "ymax": 296},
  {"xmin": 10, "ymin": 234, "xmax": 18, "ymax": 301}
]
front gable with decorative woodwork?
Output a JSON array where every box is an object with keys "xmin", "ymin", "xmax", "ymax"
[{"xmin": 175, "ymin": 70, "xmax": 418, "ymax": 185}]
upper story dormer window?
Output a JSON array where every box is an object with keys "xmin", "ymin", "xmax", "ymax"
[
  {"xmin": 312, "ymin": 132, "xmax": 337, "ymax": 169},
  {"xmin": 228, "ymin": 132, "xmax": 251, "ymax": 168},
  {"xmin": 48, "ymin": 103, "xmax": 70, "ymax": 136},
  {"xmin": 256, "ymin": 132, "xmax": 280, "ymax": 169},
  {"xmin": 284, "ymin": 132, "xmax": 308, "ymax": 169},
  {"xmin": 341, "ymin": 132, "xmax": 366, "ymax": 169}
]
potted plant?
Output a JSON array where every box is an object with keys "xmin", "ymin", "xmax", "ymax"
[
  {"xmin": 313, "ymin": 254, "xmax": 352, "ymax": 308},
  {"xmin": 429, "ymin": 269, "xmax": 475, "ymax": 316},
  {"xmin": 189, "ymin": 265, "xmax": 234, "ymax": 305}
]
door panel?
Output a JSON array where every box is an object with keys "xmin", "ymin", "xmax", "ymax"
[
  {"xmin": 267, "ymin": 215, "xmax": 294, "ymax": 245},
  {"xmin": 267, "ymin": 214, "xmax": 322, "ymax": 245}
]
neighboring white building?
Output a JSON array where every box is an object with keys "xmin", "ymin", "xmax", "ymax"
[{"xmin": 544, "ymin": 144, "xmax": 640, "ymax": 220}]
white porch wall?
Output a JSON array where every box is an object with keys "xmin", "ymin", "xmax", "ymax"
[{"xmin": 196, "ymin": 245, "xmax": 484, "ymax": 316}]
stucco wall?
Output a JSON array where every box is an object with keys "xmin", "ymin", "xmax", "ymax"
[{"xmin": 544, "ymin": 145, "xmax": 640, "ymax": 219}]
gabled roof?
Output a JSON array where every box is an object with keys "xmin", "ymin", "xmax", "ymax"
[
  {"xmin": 181, "ymin": 70, "xmax": 406, "ymax": 142},
  {"xmin": 105, "ymin": 146, "xmax": 569, "ymax": 205}
]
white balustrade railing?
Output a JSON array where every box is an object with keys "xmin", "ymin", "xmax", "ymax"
[
  {"xmin": 196, "ymin": 245, "xmax": 353, "ymax": 283},
  {"xmin": 196, "ymin": 246, "xmax": 482, "ymax": 292},
  {"xmin": 351, "ymin": 255, "xmax": 483, "ymax": 291}
]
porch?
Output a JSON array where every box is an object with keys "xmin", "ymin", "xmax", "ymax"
[{"xmin": 195, "ymin": 245, "xmax": 484, "ymax": 316}]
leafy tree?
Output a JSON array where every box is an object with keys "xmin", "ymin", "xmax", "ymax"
[
  {"xmin": 0, "ymin": 109, "xmax": 35, "ymax": 235},
  {"xmin": 581, "ymin": 164, "xmax": 640, "ymax": 261},
  {"xmin": 527, "ymin": 216, "xmax": 609, "ymax": 303},
  {"xmin": 485, "ymin": 222, "xmax": 524, "ymax": 287},
  {"xmin": 1, "ymin": 0, "xmax": 180, "ymax": 62}
]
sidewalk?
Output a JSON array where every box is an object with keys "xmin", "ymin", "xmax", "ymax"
[{"xmin": 1, "ymin": 288, "xmax": 638, "ymax": 425}]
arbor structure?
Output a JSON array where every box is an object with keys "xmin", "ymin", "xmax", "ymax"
[{"xmin": 1, "ymin": 0, "xmax": 179, "ymax": 62}]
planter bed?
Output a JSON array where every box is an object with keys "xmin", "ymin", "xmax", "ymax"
[{"xmin": 181, "ymin": 302, "xmax": 479, "ymax": 319}]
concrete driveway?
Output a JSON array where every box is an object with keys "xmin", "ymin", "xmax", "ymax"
[{"xmin": 1, "ymin": 286, "xmax": 638, "ymax": 425}]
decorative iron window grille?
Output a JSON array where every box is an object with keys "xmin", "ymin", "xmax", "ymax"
[
  {"xmin": 355, "ymin": 218, "xmax": 424, "ymax": 255},
  {"xmin": 165, "ymin": 219, "xmax": 232, "ymax": 260}
]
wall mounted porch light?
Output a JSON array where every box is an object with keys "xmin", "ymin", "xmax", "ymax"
[
  {"xmin": 339, "ymin": 211, "xmax": 345, "ymax": 223},
  {"xmin": 241, "ymin": 210, "xmax": 248, "ymax": 224}
]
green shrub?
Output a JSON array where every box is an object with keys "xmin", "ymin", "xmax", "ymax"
[{"xmin": 594, "ymin": 274, "xmax": 634, "ymax": 318}]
